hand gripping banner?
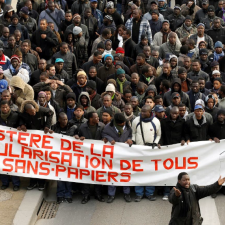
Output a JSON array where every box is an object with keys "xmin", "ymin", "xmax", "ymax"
[{"xmin": 0, "ymin": 126, "xmax": 224, "ymax": 186}]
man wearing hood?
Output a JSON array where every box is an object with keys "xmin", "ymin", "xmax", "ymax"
[
  {"xmin": 78, "ymin": 91, "xmax": 96, "ymax": 116},
  {"xmin": 205, "ymin": 94, "xmax": 219, "ymax": 122},
  {"xmin": 163, "ymin": 78, "xmax": 191, "ymax": 109},
  {"xmin": 0, "ymin": 5, "xmax": 14, "ymax": 29}
]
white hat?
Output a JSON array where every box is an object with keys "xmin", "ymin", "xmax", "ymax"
[
  {"xmin": 212, "ymin": 70, "xmax": 221, "ymax": 75},
  {"xmin": 106, "ymin": 83, "xmax": 115, "ymax": 93},
  {"xmin": 73, "ymin": 26, "xmax": 82, "ymax": 35},
  {"xmin": 195, "ymin": 99, "xmax": 205, "ymax": 108}
]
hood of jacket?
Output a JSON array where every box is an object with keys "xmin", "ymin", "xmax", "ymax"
[
  {"xmin": 10, "ymin": 76, "xmax": 26, "ymax": 91},
  {"xmin": 145, "ymin": 85, "xmax": 157, "ymax": 97},
  {"xmin": 20, "ymin": 100, "xmax": 39, "ymax": 113},
  {"xmin": 78, "ymin": 91, "xmax": 91, "ymax": 107},
  {"xmin": 3, "ymin": 5, "xmax": 14, "ymax": 18},
  {"xmin": 171, "ymin": 78, "xmax": 181, "ymax": 94}
]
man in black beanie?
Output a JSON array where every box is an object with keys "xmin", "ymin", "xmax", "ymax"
[
  {"xmin": 86, "ymin": 80, "xmax": 101, "ymax": 109},
  {"xmin": 102, "ymin": 112, "xmax": 133, "ymax": 203}
]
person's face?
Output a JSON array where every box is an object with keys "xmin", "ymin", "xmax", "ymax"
[
  {"xmin": 174, "ymin": 8, "xmax": 180, "ymax": 15},
  {"xmin": 199, "ymin": 43, "xmax": 206, "ymax": 49},
  {"xmin": 162, "ymin": 22, "xmax": 169, "ymax": 31},
  {"xmin": 11, "ymin": 59, "xmax": 19, "ymax": 68},
  {"xmin": 178, "ymin": 175, "xmax": 190, "ymax": 188},
  {"xmin": 151, "ymin": 51, "xmax": 159, "ymax": 59},
  {"xmin": 141, "ymin": 108, "xmax": 150, "ymax": 118},
  {"xmin": 59, "ymin": 115, "xmax": 68, "ymax": 127},
  {"xmin": 173, "ymin": 83, "xmax": 180, "ymax": 92},
  {"xmin": 169, "ymin": 34, "xmax": 176, "ymax": 45},
  {"xmin": 178, "ymin": 72, "xmax": 187, "ymax": 81},
  {"xmin": 151, "ymin": 13, "xmax": 158, "ymax": 20},
  {"xmin": 55, "ymin": 62, "xmax": 64, "ymax": 71},
  {"xmin": 48, "ymin": 2, "xmax": 55, "ymax": 11},
  {"xmin": 80, "ymin": 95, "xmax": 88, "ymax": 106},
  {"xmin": 26, "ymin": 108, "xmax": 36, "ymax": 116},
  {"xmin": 118, "ymin": 27, "xmax": 124, "ymax": 36},
  {"xmin": 213, "ymin": 73, "xmax": 221, "ymax": 79},
  {"xmin": 170, "ymin": 58, "xmax": 177, "ymax": 67},
  {"xmin": 77, "ymin": 75, "xmax": 87, "ymax": 85},
  {"xmin": 132, "ymin": 10, "xmax": 140, "ymax": 20},
  {"xmin": 214, "ymin": 20, "xmax": 221, "ymax": 28},
  {"xmin": 94, "ymin": 55, "xmax": 102, "ymax": 63},
  {"xmin": 194, "ymin": 108, "xmax": 204, "ymax": 119},
  {"xmin": 207, "ymin": 98, "xmax": 214, "ymax": 109},
  {"xmin": 74, "ymin": 16, "xmax": 81, "ymax": 25},
  {"xmin": 0, "ymin": 104, "xmax": 10, "ymax": 114},
  {"xmin": 2, "ymin": 28, "xmax": 9, "ymax": 38},
  {"xmin": 38, "ymin": 60, "xmax": 46, "ymax": 70},
  {"xmin": 136, "ymin": 56, "xmax": 144, "ymax": 66},
  {"xmin": 89, "ymin": 68, "xmax": 97, "ymax": 78},
  {"xmin": 12, "ymin": 17, "xmax": 19, "ymax": 25},
  {"xmin": 147, "ymin": 90, "xmax": 155, "ymax": 97},
  {"xmin": 122, "ymin": 31, "xmax": 129, "ymax": 40},
  {"xmin": 192, "ymin": 83, "xmax": 199, "ymax": 93},
  {"xmin": 150, "ymin": 3, "xmax": 158, "ymax": 10},
  {"xmin": 131, "ymin": 98, "xmax": 139, "ymax": 108},
  {"xmin": 38, "ymin": 94, "xmax": 47, "ymax": 106},
  {"xmin": 123, "ymin": 93, "xmax": 132, "ymax": 102},
  {"xmin": 141, "ymin": 38, "xmax": 148, "ymax": 46},
  {"xmin": 1, "ymin": 92, "xmax": 11, "ymax": 101},
  {"xmin": 208, "ymin": 11, "xmax": 214, "ymax": 17},
  {"xmin": 118, "ymin": 73, "xmax": 125, "ymax": 82},
  {"xmin": 163, "ymin": 64, "xmax": 171, "ymax": 75},
  {"xmin": 192, "ymin": 62, "xmax": 200, "ymax": 72},
  {"xmin": 135, "ymin": 0, "xmax": 141, "ymax": 6},
  {"xmin": 202, "ymin": 3, "xmax": 209, "ymax": 9},
  {"xmin": 200, "ymin": 54, "xmax": 208, "ymax": 61},
  {"xmin": 21, "ymin": 42, "xmax": 29, "ymax": 54},
  {"xmin": 155, "ymin": 98, "xmax": 163, "ymax": 106},
  {"xmin": 74, "ymin": 108, "xmax": 84, "ymax": 118},
  {"xmin": 40, "ymin": 20, "xmax": 48, "ymax": 31},
  {"xmin": 214, "ymin": 80, "xmax": 221, "ymax": 90},
  {"xmin": 60, "ymin": 44, "xmax": 68, "ymax": 54},
  {"xmin": 85, "ymin": 9, "xmax": 91, "ymax": 17},
  {"xmin": 91, "ymin": 113, "xmax": 99, "ymax": 124},
  {"xmin": 8, "ymin": 37, "xmax": 15, "ymax": 47},
  {"xmin": 197, "ymin": 25, "xmax": 205, "ymax": 35},
  {"xmin": 198, "ymin": 80, "xmax": 205, "ymax": 90},
  {"xmin": 14, "ymin": 32, "xmax": 21, "ymax": 42},
  {"xmin": 65, "ymin": 13, "xmax": 72, "ymax": 21},
  {"xmin": 114, "ymin": 58, "xmax": 120, "ymax": 65},
  {"xmin": 91, "ymin": 1, "xmax": 98, "ymax": 9},
  {"xmin": 48, "ymin": 66, "xmax": 56, "ymax": 76},
  {"xmin": 105, "ymin": 56, "xmax": 112, "ymax": 65},
  {"xmin": 45, "ymin": 91, "xmax": 51, "ymax": 101},
  {"xmin": 40, "ymin": 75, "xmax": 47, "ymax": 82},
  {"xmin": 105, "ymin": 41, "xmax": 112, "ymax": 50},
  {"xmin": 179, "ymin": 106, "xmax": 186, "ymax": 117},
  {"xmin": 156, "ymin": 111, "xmax": 165, "ymax": 119},
  {"xmin": 215, "ymin": 47, "xmax": 223, "ymax": 54},
  {"xmin": 143, "ymin": 47, "xmax": 151, "ymax": 57},
  {"xmin": 97, "ymin": 47, "xmax": 104, "ymax": 54},
  {"xmin": 211, "ymin": 65, "xmax": 220, "ymax": 72},
  {"xmin": 124, "ymin": 105, "xmax": 133, "ymax": 116},
  {"xmin": 218, "ymin": 113, "xmax": 225, "ymax": 122},
  {"xmin": 67, "ymin": 34, "xmax": 73, "ymax": 43},
  {"xmin": 26, "ymin": 1, "xmax": 32, "ymax": 10},
  {"xmin": 67, "ymin": 98, "xmax": 75, "ymax": 108},
  {"xmin": 103, "ymin": 18, "xmax": 110, "ymax": 26},
  {"xmin": 184, "ymin": 59, "xmax": 191, "ymax": 68},
  {"xmin": 137, "ymin": 88, "xmax": 145, "ymax": 95},
  {"xmin": 50, "ymin": 81, "xmax": 58, "ymax": 90},
  {"xmin": 172, "ymin": 97, "xmax": 180, "ymax": 106},
  {"xmin": 170, "ymin": 109, "xmax": 179, "ymax": 120},
  {"xmin": 48, "ymin": 23, "xmax": 54, "ymax": 31},
  {"xmin": 145, "ymin": 99, "xmax": 155, "ymax": 109},
  {"xmin": 102, "ymin": 112, "xmax": 112, "ymax": 124},
  {"xmin": 86, "ymin": 86, "xmax": 94, "ymax": 95},
  {"xmin": 107, "ymin": 8, "xmax": 113, "ymax": 14},
  {"xmin": 103, "ymin": 96, "xmax": 112, "ymax": 107}
]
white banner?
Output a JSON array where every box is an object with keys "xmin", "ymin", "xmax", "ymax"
[{"xmin": 0, "ymin": 125, "xmax": 224, "ymax": 186}]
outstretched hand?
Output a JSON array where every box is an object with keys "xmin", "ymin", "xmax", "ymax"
[
  {"xmin": 173, "ymin": 187, "xmax": 181, "ymax": 197},
  {"xmin": 218, "ymin": 176, "xmax": 225, "ymax": 185}
]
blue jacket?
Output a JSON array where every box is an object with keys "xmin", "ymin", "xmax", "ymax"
[{"xmin": 92, "ymin": 8, "xmax": 103, "ymax": 28}]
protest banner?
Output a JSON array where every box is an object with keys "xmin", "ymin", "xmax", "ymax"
[{"xmin": 0, "ymin": 125, "xmax": 224, "ymax": 186}]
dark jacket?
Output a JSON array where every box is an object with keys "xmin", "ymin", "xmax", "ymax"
[
  {"xmin": 102, "ymin": 119, "xmax": 132, "ymax": 142},
  {"xmin": 160, "ymin": 116, "xmax": 185, "ymax": 145},
  {"xmin": 88, "ymin": 76, "xmax": 105, "ymax": 94},
  {"xmin": 71, "ymin": 0, "xmax": 90, "ymax": 16},
  {"xmin": 205, "ymin": 107, "xmax": 219, "ymax": 122},
  {"xmin": 19, "ymin": 16, "xmax": 37, "ymax": 38},
  {"xmin": 29, "ymin": 69, "xmax": 42, "ymax": 86},
  {"xmin": 78, "ymin": 121, "xmax": 105, "ymax": 140},
  {"xmin": 163, "ymin": 78, "xmax": 191, "ymax": 109},
  {"xmin": 200, "ymin": 16, "xmax": 225, "ymax": 31},
  {"xmin": 158, "ymin": 6, "xmax": 173, "ymax": 19},
  {"xmin": 3, "ymin": 45, "xmax": 18, "ymax": 58},
  {"xmin": 209, "ymin": 120, "xmax": 225, "ymax": 139},
  {"xmin": 0, "ymin": 5, "xmax": 14, "ymax": 29},
  {"xmin": 8, "ymin": 23, "xmax": 29, "ymax": 41},
  {"xmin": 155, "ymin": 73, "xmax": 176, "ymax": 93},
  {"xmin": 82, "ymin": 60, "xmax": 103, "ymax": 75},
  {"xmin": 90, "ymin": 92, "xmax": 102, "ymax": 110},
  {"xmin": 30, "ymin": 27, "xmax": 58, "ymax": 60},
  {"xmin": 194, "ymin": 8, "xmax": 208, "ymax": 25},
  {"xmin": 81, "ymin": 16, "xmax": 98, "ymax": 41},
  {"xmin": 149, "ymin": 19, "xmax": 162, "ymax": 38},
  {"xmin": 56, "ymin": 69, "xmax": 69, "ymax": 84},
  {"xmin": 167, "ymin": 13, "xmax": 185, "ymax": 32},
  {"xmin": 124, "ymin": 38, "xmax": 136, "ymax": 58},
  {"xmin": 97, "ymin": 64, "xmax": 116, "ymax": 85},
  {"xmin": 187, "ymin": 70, "xmax": 209, "ymax": 83},
  {"xmin": 69, "ymin": 116, "xmax": 87, "ymax": 129},
  {"xmin": 22, "ymin": 52, "xmax": 38, "ymax": 73},
  {"xmin": 206, "ymin": 26, "xmax": 225, "ymax": 45},
  {"xmin": 0, "ymin": 111, "xmax": 19, "ymax": 128},
  {"xmin": 51, "ymin": 122, "xmax": 78, "ymax": 136},
  {"xmin": 58, "ymin": 19, "xmax": 72, "ymax": 41},
  {"xmin": 184, "ymin": 115, "xmax": 210, "ymax": 141},
  {"xmin": 189, "ymin": 33, "xmax": 214, "ymax": 51},
  {"xmin": 104, "ymin": 8, "xmax": 124, "ymax": 27},
  {"xmin": 132, "ymin": 42, "xmax": 147, "ymax": 60},
  {"xmin": 169, "ymin": 181, "xmax": 222, "ymax": 225},
  {"xmin": 71, "ymin": 82, "xmax": 87, "ymax": 100},
  {"xmin": 187, "ymin": 90, "xmax": 206, "ymax": 112}
]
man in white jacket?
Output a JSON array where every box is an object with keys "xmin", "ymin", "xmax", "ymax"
[{"xmin": 132, "ymin": 105, "xmax": 161, "ymax": 202}]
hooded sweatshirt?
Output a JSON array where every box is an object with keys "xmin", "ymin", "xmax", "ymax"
[{"xmin": 78, "ymin": 92, "xmax": 96, "ymax": 116}]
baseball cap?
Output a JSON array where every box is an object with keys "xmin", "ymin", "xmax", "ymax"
[
  {"xmin": 172, "ymin": 92, "xmax": 180, "ymax": 99},
  {"xmin": 202, "ymin": 0, "xmax": 209, "ymax": 4},
  {"xmin": 55, "ymin": 58, "xmax": 64, "ymax": 63},
  {"xmin": 194, "ymin": 105, "xmax": 204, "ymax": 110},
  {"xmin": 20, "ymin": 6, "xmax": 29, "ymax": 15},
  {"xmin": 90, "ymin": 0, "xmax": 98, "ymax": 2},
  {"xmin": 199, "ymin": 48, "xmax": 208, "ymax": 55},
  {"xmin": 154, "ymin": 105, "xmax": 165, "ymax": 113},
  {"xmin": 0, "ymin": 80, "xmax": 8, "ymax": 93},
  {"xmin": 210, "ymin": 61, "xmax": 219, "ymax": 67}
]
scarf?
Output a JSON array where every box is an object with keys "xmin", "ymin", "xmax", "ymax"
[
  {"xmin": 0, "ymin": 54, "xmax": 6, "ymax": 65},
  {"xmin": 77, "ymin": 80, "xmax": 87, "ymax": 87},
  {"xmin": 89, "ymin": 91, "xmax": 96, "ymax": 101},
  {"xmin": 116, "ymin": 78, "xmax": 126, "ymax": 94},
  {"xmin": 176, "ymin": 183, "xmax": 191, "ymax": 217},
  {"xmin": 9, "ymin": 64, "xmax": 21, "ymax": 75},
  {"xmin": 140, "ymin": 113, "xmax": 154, "ymax": 123},
  {"xmin": 135, "ymin": 91, "xmax": 145, "ymax": 103},
  {"xmin": 183, "ymin": 24, "xmax": 192, "ymax": 31},
  {"xmin": 113, "ymin": 120, "xmax": 124, "ymax": 136},
  {"xmin": 158, "ymin": 3, "xmax": 167, "ymax": 11},
  {"xmin": 1, "ymin": 109, "xmax": 11, "ymax": 121},
  {"xmin": 161, "ymin": 28, "xmax": 171, "ymax": 44},
  {"xmin": 222, "ymin": 8, "xmax": 225, "ymax": 22},
  {"xmin": 214, "ymin": 51, "xmax": 224, "ymax": 61},
  {"xmin": 117, "ymin": 34, "xmax": 123, "ymax": 47},
  {"xmin": 124, "ymin": 112, "xmax": 134, "ymax": 121}
]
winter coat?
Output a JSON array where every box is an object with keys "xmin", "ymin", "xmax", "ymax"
[
  {"xmin": 169, "ymin": 181, "xmax": 221, "ymax": 225},
  {"xmin": 91, "ymin": 35, "xmax": 106, "ymax": 54},
  {"xmin": 160, "ymin": 116, "xmax": 185, "ymax": 145},
  {"xmin": 175, "ymin": 24, "xmax": 197, "ymax": 42},
  {"xmin": 102, "ymin": 120, "xmax": 132, "ymax": 143},
  {"xmin": 22, "ymin": 52, "xmax": 38, "ymax": 73},
  {"xmin": 90, "ymin": 93, "xmax": 102, "ymax": 110},
  {"xmin": 51, "ymin": 122, "xmax": 78, "ymax": 136},
  {"xmin": 132, "ymin": 42, "xmax": 148, "ymax": 60},
  {"xmin": 218, "ymin": 97, "xmax": 225, "ymax": 110},
  {"xmin": 78, "ymin": 121, "xmax": 105, "ymax": 140},
  {"xmin": 3, "ymin": 45, "xmax": 18, "ymax": 59},
  {"xmin": 8, "ymin": 23, "xmax": 29, "ymax": 41},
  {"xmin": 97, "ymin": 105, "xmax": 121, "ymax": 119},
  {"xmin": 31, "ymin": 27, "xmax": 58, "ymax": 60},
  {"xmin": 81, "ymin": 60, "xmax": 104, "ymax": 75},
  {"xmin": 71, "ymin": 0, "xmax": 90, "ymax": 16},
  {"xmin": 187, "ymin": 90, "xmax": 206, "ymax": 112},
  {"xmin": 181, "ymin": 4, "xmax": 201, "ymax": 22},
  {"xmin": 189, "ymin": 33, "xmax": 214, "ymax": 51},
  {"xmin": 88, "ymin": 76, "xmax": 105, "ymax": 94},
  {"xmin": 194, "ymin": 8, "xmax": 208, "ymax": 25},
  {"xmin": 81, "ymin": 16, "xmax": 98, "ymax": 41},
  {"xmin": 19, "ymin": 100, "xmax": 53, "ymax": 129},
  {"xmin": 9, "ymin": 76, "xmax": 34, "ymax": 111},
  {"xmin": 205, "ymin": 107, "xmax": 219, "ymax": 122},
  {"xmin": 0, "ymin": 111, "xmax": 19, "ymax": 128},
  {"xmin": 184, "ymin": 115, "xmax": 210, "ymax": 141},
  {"xmin": 104, "ymin": 8, "xmax": 124, "ymax": 27},
  {"xmin": 167, "ymin": 14, "xmax": 185, "ymax": 32},
  {"xmin": 210, "ymin": 121, "xmax": 225, "ymax": 140},
  {"xmin": 69, "ymin": 116, "xmax": 87, "ymax": 129},
  {"xmin": 56, "ymin": 69, "xmax": 69, "ymax": 84},
  {"xmin": 52, "ymin": 50, "xmax": 77, "ymax": 78},
  {"xmin": 163, "ymin": 78, "xmax": 191, "ymax": 109},
  {"xmin": 71, "ymin": 82, "xmax": 87, "ymax": 100},
  {"xmin": 206, "ymin": 26, "xmax": 225, "ymax": 45},
  {"xmin": 155, "ymin": 73, "xmax": 176, "ymax": 93},
  {"xmin": 97, "ymin": 64, "xmax": 116, "ymax": 85},
  {"xmin": 187, "ymin": 70, "xmax": 209, "ymax": 83},
  {"xmin": 29, "ymin": 69, "xmax": 42, "ymax": 86},
  {"xmin": 0, "ymin": 5, "xmax": 14, "ymax": 28},
  {"xmin": 19, "ymin": 16, "xmax": 37, "ymax": 38},
  {"xmin": 185, "ymin": 111, "xmax": 213, "ymax": 125},
  {"xmin": 159, "ymin": 42, "xmax": 182, "ymax": 59},
  {"xmin": 132, "ymin": 115, "xmax": 161, "ymax": 145},
  {"xmin": 123, "ymin": 38, "xmax": 136, "ymax": 58}
]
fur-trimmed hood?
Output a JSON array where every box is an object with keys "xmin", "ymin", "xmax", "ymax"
[{"xmin": 20, "ymin": 100, "xmax": 39, "ymax": 113}]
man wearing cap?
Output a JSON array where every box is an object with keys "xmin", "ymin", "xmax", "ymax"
[
  {"xmin": 90, "ymin": 0, "xmax": 103, "ymax": 28},
  {"xmin": 54, "ymin": 58, "xmax": 69, "ymax": 84},
  {"xmin": 158, "ymin": 0, "xmax": 173, "ymax": 19},
  {"xmin": 200, "ymin": 5, "xmax": 225, "ymax": 30},
  {"xmin": 102, "ymin": 112, "xmax": 133, "ymax": 203},
  {"xmin": 86, "ymin": 80, "xmax": 101, "ymax": 109},
  {"xmin": 175, "ymin": 16, "xmax": 197, "ymax": 42},
  {"xmin": 143, "ymin": 1, "xmax": 164, "ymax": 22},
  {"xmin": 154, "ymin": 104, "xmax": 166, "ymax": 121},
  {"xmin": 165, "ymin": 92, "xmax": 183, "ymax": 116},
  {"xmin": 153, "ymin": 20, "xmax": 181, "ymax": 47},
  {"xmin": 185, "ymin": 104, "xmax": 211, "ymax": 143},
  {"xmin": 125, "ymin": 9, "xmax": 152, "ymax": 44},
  {"xmin": 71, "ymin": 0, "xmax": 90, "ymax": 16},
  {"xmin": 167, "ymin": 5, "xmax": 185, "ymax": 32},
  {"xmin": 98, "ymin": 15, "xmax": 116, "ymax": 35},
  {"xmin": 208, "ymin": 41, "xmax": 225, "ymax": 63},
  {"xmin": 198, "ymin": 49, "xmax": 211, "ymax": 74},
  {"xmin": 38, "ymin": 1, "xmax": 65, "ymax": 32},
  {"xmin": 194, "ymin": 0, "xmax": 209, "ymax": 25},
  {"xmin": 19, "ymin": 6, "xmax": 36, "ymax": 38}
]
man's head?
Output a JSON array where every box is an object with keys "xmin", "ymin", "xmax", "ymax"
[
  {"xmin": 103, "ymin": 94, "xmax": 112, "ymax": 107},
  {"xmin": 2, "ymin": 27, "xmax": 9, "ymax": 38},
  {"xmin": 202, "ymin": 0, "xmax": 209, "ymax": 9},
  {"xmin": 143, "ymin": 45, "xmax": 151, "ymax": 57},
  {"xmin": 21, "ymin": 40, "xmax": 30, "ymax": 54},
  {"xmin": 160, "ymin": 80, "xmax": 170, "ymax": 92},
  {"xmin": 205, "ymin": 94, "xmax": 215, "ymax": 109},
  {"xmin": 131, "ymin": 73, "xmax": 139, "ymax": 84},
  {"xmin": 170, "ymin": 106, "xmax": 179, "ymax": 120},
  {"xmin": 199, "ymin": 49, "xmax": 208, "ymax": 61},
  {"xmin": 214, "ymin": 41, "xmax": 223, "ymax": 54},
  {"xmin": 136, "ymin": 53, "xmax": 146, "ymax": 66},
  {"xmin": 184, "ymin": 16, "xmax": 192, "ymax": 27},
  {"xmin": 90, "ymin": 0, "xmax": 98, "ymax": 9},
  {"xmin": 10, "ymin": 55, "xmax": 20, "ymax": 69},
  {"xmin": 65, "ymin": 10, "xmax": 72, "ymax": 22},
  {"xmin": 158, "ymin": 0, "xmax": 166, "ymax": 7},
  {"xmin": 207, "ymin": 5, "xmax": 215, "ymax": 17},
  {"xmin": 132, "ymin": 9, "xmax": 141, "ymax": 20},
  {"xmin": 212, "ymin": 70, "xmax": 221, "ymax": 79},
  {"xmin": 48, "ymin": 1, "xmax": 55, "ymax": 12},
  {"xmin": 173, "ymin": 5, "xmax": 181, "ymax": 15},
  {"xmin": 74, "ymin": 105, "xmax": 84, "ymax": 119},
  {"xmin": 11, "ymin": 14, "xmax": 19, "ymax": 26},
  {"xmin": 122, "ymin": 29, "xmax": 131, "ymax": 41},
  {"xmin": 60, "ymin": 42, "xmax": 68, "ymax": 54},
  {"xmin": 77, "ymin": 71, "xmax": 87, "ymax": 85},
  {"xmin": 103, "ymin": 15, "xmax": 113, "ymax": 26},
  {"xmin": 73, "ymin": 14, "xmax": 81, "ymax": 26},
  {"xmin": 151, "ymin": 50, "xmax": 159, "ymax": 59},
  {"xmin": 8, "ymin": 35, "xmax": 16, "ymax": 48},
  {"xmin": 178, "ymin": 104, "xmax": 186, "ymax": 118},
  {"xmin": 194, "ymin": 105, "xmax": 204, "ymax": 119},
  {"xmin": 123, "ymin": 90, "xmax": 132, "ymax": 103},
  {"xmin": 55, "ymin": 58, "xmax": 64, "ymax": 72},
  {"xmin": 198, "ymin": 78, "xmax": 205, "ymax": 91},
  {"xmin": 86, "ymin": 80, "xmax": 96, "ymax": 95},
  {"xmin": 131, "ymin": 96, "xmax": 139, "ymax": 108},
  {"xmin": 191, "ymin": 60, "xmax": 201, "ymax": 72},
  {"xmin": 102, "ymin": 108, "xmax": 113, "ymax": 124},
  {"xmin": 141, "ymin": 105, "xmax": 151, "ymax": 119},
  {"xmin": 178, "ymin": 67, "xmax": 187, "ymax": 81},
  {"xmin": 104, "ymin": 54, "xmax": 113, "ymax": 66},
  {"xmin": 168, "ymin": 32, "xmax": 176, "ymax": 45},
  {"xmin": 24, "ymin": 103, "xmax": 37, "ymax": 116},
  {"xmin": 184, "ymin": 57, "xmax": 191, "ymax": 69},
  {"xmin": 58, "ymin": 112, "xmax": 68, "ymax": 127},
  {"xmin": 0, "ymin": 100, "xmax": 10, "ymax": 114},
  {"xmin": 80, "ymin": 93, "xmax": 89, "ymax": 107},
  {"xmin": 178, "ymin": 172, "xmax": 190, "ymax": 188},
  {"xmin": 84, "ymin": 7, "xmax": 92, "ymax": 18},
  {"xmin": 172, "ymin": 92, "xmax": 181, "ymax": 106},
  {"xmin": 40, "ymin": 19, "xmax": 48, "ymax": 31},
  {"xmin": 93, "ymin": 51, "xmax": 103, "ymax": 64},
  {"xmin": 145, "ymin": 96, "xmax": 155, "ymax": 109},
  {"xmin": 150, "ymin": 1, "xmax": 158, "ymax": 10},
  {"xmin": 1, "ymin": 90, "xmax": 11, "ymax": 102},
  {"xmin": 154, "ymin": 104, "xmax": 165, "ymax": 119},
  {"xmin": 88, "ymin": 66, "xmax": 97, "ymax": 78},
  {"xmin": 87, "ymin": 112, "xmax": 99, "ymax": 125},
  {"xmin": 66, "ymin": 93, "xmax": 76, "ymax": 108},
  {"xmin": 162, "ymin": 63, "xmax": 172, "ymax": 75},
  {"xmin": 124, "ymin": 103, "xmax": 133, "ymax": 116},
  {"xmin": 187, "ymin": 39, "xmax": 195, "ymax": 50},
  {"xmin": 217, "ymin": 109, "xmax": 225, "ymax": 123},
  {"xmin": 162, "ymin": 20, "xmax": 170, "ymax": 32},
  {"xmin": 191, "ymin": 81, "xmax": 200, "ymax": 93},
  {"xmin": 151, "ymin": 10, "xmax": 159, "ymax": 21},
  {"xmin": 170, "ymin": 56, "xmax": 178, "ymax": 68},
  {"xmin": 141, "ymin": 35, "xmax": 148, "ymax": 46},
  {"xmin": 46, "ymin": 64, "xmax": 56, "ymax": 77},
  {"xmin": 102, "ymin": 28, "xmax": 112, "ymax": 39},
  {"xmin": 38, "ymin": 59, "xmax": 47, "ymax": 71},
  {"xmin": 213, "ymin": 18, "xmax": 221, "ymax": 29},
  {"xmin": 14, "ymin": 30, "xmax": 21, "ymax": 42}
]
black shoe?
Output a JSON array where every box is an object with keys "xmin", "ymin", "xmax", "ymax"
[
  {"xmin": 38, "ymin": 184, "xmax": 45, "ymax": 191},
  {"xmin": 65, "ymin": 198, "xmax": 73, "ymax": 203},
  {"xmin": 95, "ymin": 195, "xmax": 105, "ymax": 202},
  {"xmin": 211, "ymin": 193, "xmax": 217, "ymax": 198},
  {"xmin": 135, "ymin": 195, "xmax": 143, "ymax": 202},
  {"xmin": 1, "ymin": 185, "xmax": 9, "ymax": 190},
  {"xmin": 57, "ymin": 197, "xmax": 64, "ymax": 204},
  {"xmin": 124, "ymin": 194, "xmax": 131, "ymax": 202},
  {"xmin": 147, "ymin": 195, "xmax": 156, "ymax": 201},
  {"xmin": 107, "ymin": 195, "xmax": 115, "ymax": 203},
  {"xmin": 81, "ymin": 196, "xmax": 90, "ymax": 204},
  {"xmin": 27, "ymin": 183, "xmax": 37, "ymax": 190},
  {"xmin": 13, "ymin": 186, "xmax": 20, "ymax": 191}
]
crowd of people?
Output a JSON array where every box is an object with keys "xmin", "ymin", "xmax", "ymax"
[{"xmin": 0, "ymin": 0, "xmax": 225, "ymax": 208}]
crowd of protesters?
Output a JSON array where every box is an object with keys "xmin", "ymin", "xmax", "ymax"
[{"xmin": 0, "ymin": 0, "xmax": 225, "ymax": 207}]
